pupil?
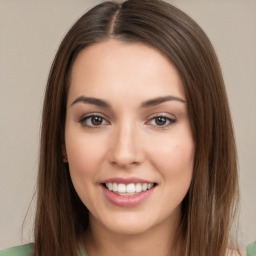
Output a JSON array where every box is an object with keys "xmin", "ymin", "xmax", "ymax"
[
  {"xmin": 92, "ymin": 116, "xmax": 102, "ymax": 126},
  {"xmin": 156, "ymin": 117, "xmax": 166, "ymax": 126}
]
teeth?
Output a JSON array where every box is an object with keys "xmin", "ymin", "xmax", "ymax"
[
  {"xmin": 135, "ymin": 183, "xmax": 142, "ymax": 193},
  {"xmin": 113, "ymin": 183, "xmax": 118, "ymax": 192},
  {"xmin": 126, "ymin": 183, "xmax": 136, "ymax": 193},
  {"xmin": 105, "ymin": 182, "xmax": 154, "ymax": 195},
  {"xmin": 147, "ymin": 183, "xmax": 153, "ymax": 189},
  {"xmin": 142, "ymin": 183, "xmax": 148, "ymax": 191},
  {"xmin": 106, "ymin": 182, "xmax": 113, "ymax": 191},
  {"xmin": 117, "ymin": 184, "xmax": 126, "ymax": 193}
]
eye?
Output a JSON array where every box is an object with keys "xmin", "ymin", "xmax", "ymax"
[
  {"xmin": 79, "ymin": 114, "xmax": 109, "ymax": 128},
  {"xmin": 147, "ymin": 115, "xmax": 176, "ymax": 127}
]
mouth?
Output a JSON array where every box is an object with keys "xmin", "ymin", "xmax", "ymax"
[
  {"xmin": 100, "ymin": 178, "xmax": 158, "ymax": 207},
  {"xmin": 101, "ymin": 182, "xmax": 158, "ymax": 196}
]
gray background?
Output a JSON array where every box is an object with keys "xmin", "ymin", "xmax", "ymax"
[{"xmin": 0, "ymin": 0, "xmax": 255, "ymax": 250}]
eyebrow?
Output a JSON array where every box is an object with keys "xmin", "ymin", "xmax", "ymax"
[
  {"xmin": 70, "ymin": 95, "xmax": 186, "ymax": 108},
  {"xmin": 140, "ymin": 96, "xmax": 186, "ymax": 108},
  {"xmin": 71, "ymin": 96, "xmax": 111, "ymax": 108}
]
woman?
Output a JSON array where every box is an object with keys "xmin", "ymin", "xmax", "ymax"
[{"xmin": 1, "ymin": 0, "xmax": 252, "ymax": 255}]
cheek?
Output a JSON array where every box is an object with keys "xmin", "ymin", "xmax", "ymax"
[
  {"xmin": 152, "ymin": 138, "xmax": 194, "ymax": 166},
  {"xmin": 149, "ymin": 135, "xmax": 195, "ymax": 185},
  {"xmin": 65, "ymin": 132, "xmax": 108, "ymax": 180},
  {"xmin": 65, "ymin": 133, "xmax": 108, "ymax": 207}
]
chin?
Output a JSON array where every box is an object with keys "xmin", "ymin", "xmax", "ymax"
[
  {"xmin": 92, "ymin": 209, "xmax": 172, "ymax": 236},
  {"xmin": 103, "ymin": 219, "xmax": 153, "ymax": 236}
]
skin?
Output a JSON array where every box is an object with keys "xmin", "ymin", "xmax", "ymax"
[{"xmin": 64, "ymin": 39, "xmax": 195, "ymax": 256}]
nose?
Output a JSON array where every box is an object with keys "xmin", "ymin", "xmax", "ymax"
[{"xmin": 108, "ymin": 121, "xmax": 144, "ymax": 168}]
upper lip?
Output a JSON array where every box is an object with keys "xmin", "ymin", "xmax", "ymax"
[{"xmin": 101, "ymin": 177, "xmax": 155, "ymax": 185}]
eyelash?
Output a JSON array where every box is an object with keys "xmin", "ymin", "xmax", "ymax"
[
  {"xmin": 78, "ymin": 113, "xmax": 176, "ymax": 129},
  {"xmin": 146, "ymin": 114, "xmax": 177, "ymax": 128},
  {"xmin": 78, "ymin": 114, "xmax": 109, "ymax": 128}
]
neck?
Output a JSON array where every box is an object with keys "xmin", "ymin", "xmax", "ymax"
[{"xmin": 84, "ymin": 211, "xmax": 184, "ymax": 256}]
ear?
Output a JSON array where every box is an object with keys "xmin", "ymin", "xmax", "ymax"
[{"xmin": 62, "ymin": 144, "xmax": 68, "ymax": 163}]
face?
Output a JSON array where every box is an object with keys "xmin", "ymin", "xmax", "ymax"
[{"xmin": 65, "ymin": 39, "xmax": 194, "ymax": 236}]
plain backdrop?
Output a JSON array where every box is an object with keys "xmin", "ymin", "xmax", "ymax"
[{"xmin": 0, "ymin": 0, "xmax": 255, "ymax": 250}]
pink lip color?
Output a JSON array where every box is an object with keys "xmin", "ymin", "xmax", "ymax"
[{"xmin": 101, "ymin": 184, "xmax": 156, "ymax": 207}]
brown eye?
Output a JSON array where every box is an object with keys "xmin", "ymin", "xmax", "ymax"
[
  {"xmin": 91, "ymin": 116, "xmax": 103, "ymax": 126},
  {"xmin": 147, "ymin": 115, "xmax": 176, "ymax": 127},
  {"xmin": 79, "ymin": 115, "xmax": 109, "ymax": 128},
  {"xmin": 155, "ymin": 117, "xmax": 168, "ymax": 126}
]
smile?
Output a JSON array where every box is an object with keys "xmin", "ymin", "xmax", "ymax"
[
  {"xmin": 104, "ymin": 182, "xmax": 155, "ymax": 195},
  {"xmin": 101, "ymin": 179, "xmax": 157, "ymax": 207}
]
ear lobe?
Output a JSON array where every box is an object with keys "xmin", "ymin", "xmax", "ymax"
[
  {"xmin": 63, "ymin": 155, "xmax": 68, "ymax": 163},
  {"xmin": 62, "ymin": 144, "xmax": 68, "ymax": 163}
]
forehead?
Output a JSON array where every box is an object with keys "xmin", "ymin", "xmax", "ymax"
[{"xmin": 68, "ymin": 39, "xmax": 185, "ymax": 104}]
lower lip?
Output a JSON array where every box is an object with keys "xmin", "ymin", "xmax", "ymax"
[{"xmin": 102, "ymin": 185, "xmax": 156, "ymax": 207}]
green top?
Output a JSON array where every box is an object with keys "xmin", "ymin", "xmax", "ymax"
[
  {"xmin": 1, "ymin": 242, "xmax": 256, "ymax": 255},
  {"xmin": 0, "ymin": 243, "xmax": 87, "ymax": 256},
  {"xmin": 0, "ymin": 244, "xmax": 33, "ymax": 256},
  {"xmin": 247, "ymin": 242, "xmax": 256, "ymax": 256}
]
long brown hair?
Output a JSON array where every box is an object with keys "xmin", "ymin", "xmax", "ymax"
[{"xmin": 34, "ymin": 0, "xmax": 240, "ymax": 255}]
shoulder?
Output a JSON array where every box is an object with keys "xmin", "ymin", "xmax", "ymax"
[
  {"xmin": 0, "ymin": 244, "xmax": 33, "ymax": 256},
  {"xmin": 246, "ymin": 242, "xmax": 256, "ymax": 256}
]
